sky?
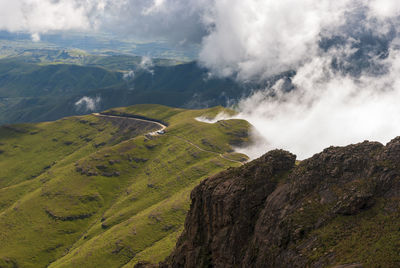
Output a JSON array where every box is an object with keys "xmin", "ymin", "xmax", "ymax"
[{"xmin": 1, "ymin": 0, "xmax": 400, "ymax": 159}]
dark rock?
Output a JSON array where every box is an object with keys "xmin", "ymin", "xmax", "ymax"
[
  {"xmin": 75, "ymin": 166, "xmax": 98, "ymax": 176},
  {"xmin": 133, "ymin": 157, "xmax": 148, "ymax": 163},
  {"xmin": 135, "ymin": 261, "xmax": 158, "ymax": 268},
  {"xmin": 45, "ymin": 209, "xmax": 93, "ymax": 221},
  {"xmin": 96, "ymin": 165, "xmax": 108, "ymax": 170},
  {"xmin": 162, "ymin": 225, "xmax": 175, "ymax": 232},
  {"xmin": 108, "ymin": 159, "xmax": 121, "ymax": 165},
  {"xmin": 102, "ymin": 171, "xmax": 120, "ymax": 177},
  {"xmin": 145, "ymin": 144, "xmax": 157, "ymax": 149},
  {"xmin": 94, "ymin": 142, "xmax": 106, "ymax": 148},
  {"xmin": 146, "ymin": 139, "xmax": 400, "ymax": 268},
  {"xmin": 86, "ymin": 170, "xmax": 98, "ymax": 176},
  {"xmin": 333, "ymin": 264, "xmax": 364, "ymax": 268}
]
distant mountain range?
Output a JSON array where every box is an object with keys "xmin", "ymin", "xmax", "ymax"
[{"xmin": 0, "ymin": 51, "xmax": 286, "ymax": 125}]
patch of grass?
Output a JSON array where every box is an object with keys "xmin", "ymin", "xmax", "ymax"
[
  {"xmin": 309, "ymin": 199, "xmax": 400, "ymax": 267},
  {"xmin": 122, "ymin": 228, "xmax": 184, "ymax": 267}
]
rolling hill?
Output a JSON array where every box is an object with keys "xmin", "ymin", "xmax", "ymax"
[{"xmin": 0, "ymin": 104, "xmax": 251, "ymax": 267}]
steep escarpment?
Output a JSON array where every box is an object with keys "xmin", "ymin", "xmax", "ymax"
[{"xmin": 156, "ymin": 138, "xmax": 400, "ymax": 267}]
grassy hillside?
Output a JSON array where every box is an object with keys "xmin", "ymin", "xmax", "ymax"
[
  {"xmin": 0, "ymin": 58, "xmax": 124, "ymax": 98},
  {"xmin": 0, "ymin": 104, "xmax": 250, "ymax": 267}
]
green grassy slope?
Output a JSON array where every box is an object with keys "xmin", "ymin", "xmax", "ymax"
[
  {"xmin": 0, "ymin": 58, "xmax": 123, "ymax": 98},
  {"xmin": 0, "ymin": 104, "xmax": 250, "ymax": 267}
]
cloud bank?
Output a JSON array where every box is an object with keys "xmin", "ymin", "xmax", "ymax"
[
  {"xmin": 226, "ymin": 0, "xmax": 400, "ymax": 159},
  {"xmin": 236, "ymin": 49, "xmax": 400, "ymax": 159},
  {"xmin": 0, "ymin": 0, "xmax": 207, "ymax": 43},
  {"xmin": 0, "ymin": 0, "xmax": 109, "ymax": 40}
]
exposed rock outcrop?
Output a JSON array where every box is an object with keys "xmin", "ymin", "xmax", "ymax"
[{"xmin": 148, "ymin": 138, "xmax": 400, "ymax": 267}]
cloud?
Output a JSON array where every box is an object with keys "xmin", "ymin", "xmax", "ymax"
[
  {"xmin": 0, "ymin": 0, "xmax": 110, "ymax": 40},
  {"xmin": 199, "ymin": 0, "xmax": 352, "ymax": 80},
  {"xmin": 0, "ymin": 0, "xmax": 399, "ymax": 50},
  {"xmin": 195, "ymin": 112, "xmax": 232, "ymax": 123},
  {"xmin": 235, "ymin": 47, "xmax": 400, "ymax": 159},
  {"xmin": 0, "ymin": 0, "xmax": 208, "ymax": 44},
  {"xmin": 368, "ymin": 0, "xmax": 400, "ymax": 19},
  {"xmin": 198, "ymin": 0, "xmax": 400, "ymax": 80},
  {"xmin": 96, "ymin": 0, "xmax": 209, "ymax": 44},
  {"xmin": 139, "ymin": 56, "xmax": 154, "ymax": 74},
  {"xmin": 123, "ymin": 70, "xmax": 135, "ymax": 80},
  {"xmin": 75, "ymin": 96, "xmax": 101, "ymax": 112},
  {"xmin": 31, "ymin": 32, "xmax": 40, "ymax": 42}
]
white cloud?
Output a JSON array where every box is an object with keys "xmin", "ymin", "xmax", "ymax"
[
  {"xmin": 101, "ymin": 0, "xmax": 208, "ymax": 44},
  {"xmin": 192, "ymin": 0, "xmax": 400, "ymax": 159},
  {"xmin": 139, "ymin": 56, "xmax": 154, "ymax": 74},
  {"xmin": 0, "ymin": 0, "xmax": 207, "ymax": 44},
  {"xmin": 0, "ymin": 0, "xmax": 398, "ymax": 51},
  {"xmin": 198, "ymin": 0, "xmax": 355, "ymax": 80},
  {"xmin": 31, "ymin": 32, "xmax": 40, "ymax": 42},
  {"xmin": 0, "ymin": 0, "xmax": 108, "ymax": 37},
  {"xmin": 368, "ymin": 0, "xmax": 400, "ymax": 20},
  {"xmin": 236, "ymin": 48, "xmax": 400, "ymax": 159},
  {"xmin": 123, "ymin": 70, "xmax": 135, "ymax": 80},
  {"xmin": 195, "ymin": 112, "xmax": 232, "ymax": 123},
  {"xmin": 75, "ymin": 96, "xmax": 101, "ymax": 112}
]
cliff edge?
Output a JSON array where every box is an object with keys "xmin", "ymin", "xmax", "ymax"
[{"xmin": 139, "ymin": 138, "xmax": 400, "ymax": 267}]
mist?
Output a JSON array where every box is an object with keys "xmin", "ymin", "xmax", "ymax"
[
  {"xmin": 75, "ymin": 96, "xmax": 101, "ymax": 112},
  {"xmin": 234, "ymin": 49, "xmax": 400, "ymax": 159},
  {"xmin": 227, "ymin": 1, "xmax": 400, "ymax": 159}
]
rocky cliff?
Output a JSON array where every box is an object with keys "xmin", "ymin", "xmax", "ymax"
[{"xmin": 141, "ymin": 138, "xmax": 400, "ymax": 267}]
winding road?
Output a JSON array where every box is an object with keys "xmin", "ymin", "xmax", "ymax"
[
  {"xmin": 92, "ymin": 113, "xmax": 167, "ymax": 134},
  {"xmin": 92, "ymin": 113, "xmax": 244, "ymax": 165}
]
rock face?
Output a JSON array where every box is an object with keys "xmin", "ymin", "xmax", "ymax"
[{"xmin": 153, "ymin": 138, "xmax": 400, "ymax": 267}]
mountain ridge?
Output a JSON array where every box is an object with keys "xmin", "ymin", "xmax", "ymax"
[{"xmin": 143, "ymin": 138, "xmax": 400, "ymax": 267}]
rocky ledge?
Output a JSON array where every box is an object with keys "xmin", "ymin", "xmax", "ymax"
[{"xmin": 139, "ymin": 138, "xmax": 400, "ymax": 267}]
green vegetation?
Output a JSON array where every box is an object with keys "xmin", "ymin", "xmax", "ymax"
[
  {"xmin": 312, "ymin": 202, "xmax": 400, "ymax": 266},
  {"xmin": 0, "ymin": 58, "xmax": 122, "ymax": 98},
  {"xmin": 285, "ymin": 176, "xmax": 400, "ymax": 267},
  {"xmin": 0, "ymin": 104, "xmax": 250, "ymax": 267}
]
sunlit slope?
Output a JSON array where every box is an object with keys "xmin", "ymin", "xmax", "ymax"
[{"xmin": 0, "ymin": 104, "xmax": 250, "ymax": 268}]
